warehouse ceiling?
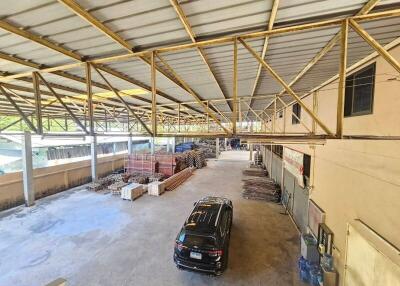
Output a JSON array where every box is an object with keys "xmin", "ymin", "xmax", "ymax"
[{"xmin": 0, "ymin": 0, "xmax": 400, "ymax": 134}]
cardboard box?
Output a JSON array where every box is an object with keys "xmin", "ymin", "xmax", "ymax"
[{"xmin": 322, "ymin": 266, "xmax": 338, "ymax": 286}]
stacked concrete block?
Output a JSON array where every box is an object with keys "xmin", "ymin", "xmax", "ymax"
[
  {"xmin": 121, "ymin": 183, "xmax": 143, "ymax": 201},
  {"xmin": 148, "ymin": 181, "xmax": 165, "ymax": 196}
]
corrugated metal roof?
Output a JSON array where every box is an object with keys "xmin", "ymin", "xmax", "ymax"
[{"xmin": 0, "ymin": 0, "xmax": 399, "ymax": 126}]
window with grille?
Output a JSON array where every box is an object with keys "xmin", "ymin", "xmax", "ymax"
[
  {"xmin": 344, "ymin": 63, "xmax": 375, "ymax": 117},
  {"xmin": 292, "ymin": 103, "xmax": 301, "ymax": 124}
]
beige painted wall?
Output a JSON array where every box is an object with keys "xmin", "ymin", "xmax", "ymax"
[
  {"xmin": 0, "ymin": 154, "xmax": 125, "ymax": 211},
  {"xmin": 272, "ymin": 45, "xmax": 400, "ymax": 136},
  {"xmin": 265, "ymin": 45, "xmax": 400, "ymax": 284}
]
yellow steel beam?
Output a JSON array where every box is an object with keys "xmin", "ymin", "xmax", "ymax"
[
  {"xmin": 0, "ymin": 14, "xmax": 201, "ymax": 117},
  {"xmin": 337, "ymin": 20, "xmax": 349, "ymax": 138},
  {"xmin": 169, "ymin": 0, "xmax": 232, "ymax": 111},
  {"xmin": 262, "ymin": 0, "xmax": 380, "ymax": 112},
  {"xmin": 58, "ymin": 0, "xmax": 133, "ymax": 52},
  {"xmin": 36, "ymin": 73, "xmax": 89, "ymax": 134},
  {"xmin": 0, "ymin": 85, "xmax": 38, "ymax": 132},
  {"xmin": 151, "ymin": 52, "xmax": 157, "ymax": 136},
  {"xmin": 276, "ymin": 96, "xmax": 311, "ymax": 133},
  {"xmin": 246, "ymin": 0, "xmax": 279, "ymax": 117},
  {"xmin": 2, "ymin": 6, "xmax": 400, "ymax": 83},
  {"xmin": 156, "ymin": 53, "xmax": 231, "ymax": 134},
  {"xmin": 92, "ymin": 65, "xmax": 153, "ymax": 135},
  {"xmin": 349, "ymin": 18, "xmax": 400, "ymax": 73},
  {"xmin": 233, "ymin": 37, "xmax": 238, "ymax": 133},
  {"xmin": 85, "ymin": 63, "xmax": 95, "ymax": 135},
  {"xmin": 0, "ymin": 20, "xmax": 82, "ymax": 61},
  {"xmin": 58, "ymin": 0, "xmax": 211, "ymax": 114},
  {"xmin": 32, "ymin": 72, "xmax": 43, "ymax": 134},
  {"xmin": 239, "ymin": 38, "xmax": 333, "ymax": 135}
]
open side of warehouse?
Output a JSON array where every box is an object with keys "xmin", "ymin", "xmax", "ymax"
[
  {"xmin": 0, "ymin": 0, "xmax": 400, "ymax": 286},
  {"xmin": 0, "ymin": 152, "xmax": 304, "ymax": 286}
]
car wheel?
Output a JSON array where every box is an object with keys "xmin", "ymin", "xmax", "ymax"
[{"xmin": 215, "ymin": 270, "xmax": 223, "ymax": 276}]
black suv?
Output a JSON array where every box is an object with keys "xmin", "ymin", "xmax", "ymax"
[{"xmin": 173, "ymin": 196, "xmax": 233, "ymax": 275}]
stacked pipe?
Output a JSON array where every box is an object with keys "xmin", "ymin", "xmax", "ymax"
[{"xmin": 164, "ymin": 168, "xmax": 194, "ymax": 191}]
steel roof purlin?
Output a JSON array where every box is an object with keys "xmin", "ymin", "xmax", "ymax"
[{"xmin": 0, "ymin": 0, "xmax": 400, "ymax": 134}]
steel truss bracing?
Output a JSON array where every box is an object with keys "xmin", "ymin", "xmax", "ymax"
[{"xmin": 0, "ymin": 2, "xmax": 399, "ymax": 140}]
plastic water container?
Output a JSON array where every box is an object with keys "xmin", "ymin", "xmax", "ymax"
[
  {"xmin": 310, "ymin": 266, "xmax": 322, "ymax": 286},
  {"xmin": 299, "ymin": 257, "xmax": 313, "ymax": 282},
  {"xmin": 321, "ymin": 253, "xmax": 334, "ymax": 271},
  {"xmin": 298, "ymin": 256, "xmax": 306, "ymax": 270},
  {"xmin": 300, "ymin": 268, "xmax": 310, "ymax": 283}
]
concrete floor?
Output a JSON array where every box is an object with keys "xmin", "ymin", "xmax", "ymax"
[{"xmin": 0, "ymin": 151, "xmax": 304, "ymax": 286}]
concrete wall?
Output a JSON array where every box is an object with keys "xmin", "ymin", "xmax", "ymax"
[
  {"xmin": 0, "ymin": 154, "xmax": 125, "ymax": 211},
  {"xmin": 263, "ymin": 45, "xmax": 400, "ymax": 284}
]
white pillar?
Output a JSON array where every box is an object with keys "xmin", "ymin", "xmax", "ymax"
[
  {"xmin": 224, "ymin": 138, "xmax": 228, "ymax": 150},
  {"xmin": 91, "ymin": 135, "xmax": 98, "ymax": 181},
  {"xmin": 112, "ymin": 142, "xmax": 117, "ymax": 155},
  {"xmin": 216, "ymin": 138, "xmax": 220, "ymax": 158},
  {"xmin": 22, "ymin": 131, "xmax": 34, "ymax": 207},
  {"xmin": 166, "ymin": 138, "xmax": 170, "ymax": 153},
  {"xmin": 150, "ymin": 137, "xmax": 155, "ymax": 155},
  {"xmin": 128, "ymin": 136, "xmax": 133, "ymax": 155},
  {"xmin": 172, "ymin": 137, "xmax": 176, "ymax": 154},
  {"xmin": 249, "ymin": 144, "xmax": 253, "ymax": 161}
]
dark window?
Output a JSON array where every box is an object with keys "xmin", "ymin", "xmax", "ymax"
[
  {"xmin": 179, "ymin": 233, "xmax": 216, "ymax": 248},
  {"xmin": 278, "ymin": 111, "xmax": 283, "ymax": 118},
  {"xmin": 272, "ymin": 145, "xmax": 283, "ymax": 158},
  {"xmin": 292, "ymin": 103, "xmax": 301, "ymax": 124},
  {"xmin": 344, "ymin": 63, "xmax": 375, "ymax": 117},
  {"xmin": 303, "ymin": 154, "xmax": 311, "ymax": 187},
  {"xmin": 303, "ymin": 154, "xmax": 311, "ymax": 178},
  {"xmin": 219, "ymin": 210, "xmax": 229, "ymax": 235}
]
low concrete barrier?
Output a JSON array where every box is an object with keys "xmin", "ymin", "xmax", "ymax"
[{"xmin": 0, "ymin": 154, "xmax": 125, "ymax": 211}]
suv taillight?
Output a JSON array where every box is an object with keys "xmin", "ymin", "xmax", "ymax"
[{"xmin": 208, "ymin": 249, "xmax": 223, "ymax": 257}]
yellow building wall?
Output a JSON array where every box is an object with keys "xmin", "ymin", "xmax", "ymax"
[
  {"xmin": 271, "ymin": 45, "xmax": 400, "ymax": 283},
  {"xmin": 0, "ymin": 154, "xmax": 125, "ymax": 211}
]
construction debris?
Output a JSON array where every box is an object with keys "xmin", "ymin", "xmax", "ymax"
[
  {"xmin": 108, "ymin": 181, "xmax": 129, "ymax": 195},
  {"xmin": 242, "ymin": 166, "xmax": 268, "ymax": 177},
  {"xmin": 197, "ymin": 139, "xmax": 217, "ymax": 158},
  {"xmin": 242, "ymin": 167, "xmax": 281, "ymax": 203},
  {"xmin": 175, "ymin": 139, "xmax": 217, "ymax": 159},
  {"xmin": 87, "ymin": 152, "xmax": 200, "ymax": 197},
  {"xmin": 87, "ymin": 174, "xmax": 121, "ymax": 192},
  {"xmin": 87, "ymin": 182, "xmax": 103, "ymax": 192}
]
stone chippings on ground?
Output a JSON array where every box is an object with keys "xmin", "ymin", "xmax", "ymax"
[{"xmin": 0, "ymin": 151, "xmax": 304, "ymax": 286}]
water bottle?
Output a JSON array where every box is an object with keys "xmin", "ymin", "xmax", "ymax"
[{"xmin": 310, "ymin": 266, "xmax": 322, "ymax": 286}]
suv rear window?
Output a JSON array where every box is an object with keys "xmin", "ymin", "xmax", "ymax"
[{"xmin": 178, "ymin": 232, "xmax": 216, "ymax": 248}]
